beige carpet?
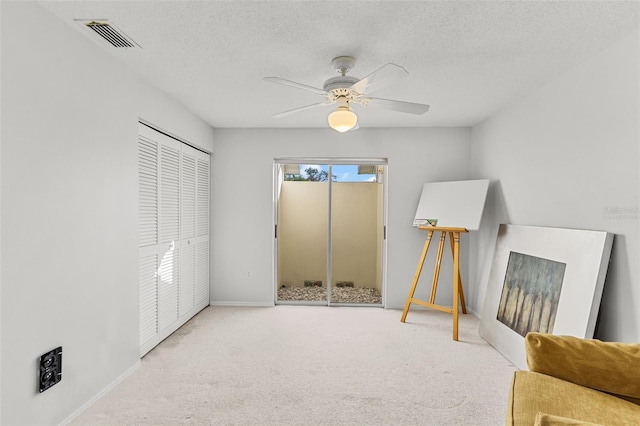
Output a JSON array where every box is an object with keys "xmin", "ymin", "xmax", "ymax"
[{"xmin": 72, "ymin": 306, "xmax": 517, "ymax": 425}]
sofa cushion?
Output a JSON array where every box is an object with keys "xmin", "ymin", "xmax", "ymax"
[
  {"xmin": 506, "ymin": 371, "xmax": 640, "ymax": 425},
  {"xmin": 525, "ymin": 333, "xmax": 640, "ymax": 402}
]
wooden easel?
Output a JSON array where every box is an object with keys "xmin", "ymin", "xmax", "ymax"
[{"xmin": 401, "ymin": 226, "xmax": 468, "ymax": 341}]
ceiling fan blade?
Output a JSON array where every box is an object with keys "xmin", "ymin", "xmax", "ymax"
[
  {"xmin": 363, "ymin": 97, "xmax": 430, "ymax": 115},
  {"xmin": 350, "ymin": 63, "xmax": 409, "ymax": 95},
  {"xmin": 264, "ymin": 77, "xmax": 327, "ymax": 95},
  {"xmin": 271, "ymin": 102, "xmax": 329, "ymax": 118}
]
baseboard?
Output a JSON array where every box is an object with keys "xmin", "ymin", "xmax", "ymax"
[
  {"xmin": 466, "ymin": 307, "xmax": 481, "ymax": 317},
  {"xmin": 384, "ymin": 304, "xmax": 405, "ymax": 310},
  {"xmin": 59, "ymin": 360, "xmax": 141, "ymax": 426},
  {"xmin": 209, "ymin": 301, "xmax": 275, "ymax": 307}
]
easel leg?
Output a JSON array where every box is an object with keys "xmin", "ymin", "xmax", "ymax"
[
  {"xmin": 401, "ymin": 230, "xmax": 434, "ymax": 322},
  {"xmin": 452, "ymin": 232, "xmax": 461, "ymax": 341},
  {"xmin": 448, "ymin": 232, "xmax": 467, "ymax": 314},
  {"xmin": 428, "ymin": 231, "xmax": 447, "ymax": 304}
]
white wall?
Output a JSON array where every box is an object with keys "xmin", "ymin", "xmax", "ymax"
[
  {"xmin": 469, "ymin": 28, "xmax": 639, "ymax": 342},
  {"xmin": 0, "ymin": 3, "xmax": 214, "ymax": 424},
  {"xmin": 210, "ymin": 127, "xmax": 471, "ymax": 309}
]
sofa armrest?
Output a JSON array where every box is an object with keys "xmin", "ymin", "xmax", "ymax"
[{"xmin": 525, "ymin": 333, "xmax": 640, "ymax": 402}]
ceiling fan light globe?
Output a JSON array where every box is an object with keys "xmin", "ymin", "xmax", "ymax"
[{"xmin": 328, "ymin": 108, "xmax": 358, "ymax": 133}]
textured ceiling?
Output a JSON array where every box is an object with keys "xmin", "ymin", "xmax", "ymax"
[{"xmin": 40, "ymin": 1, "xmax": 639, "ymax": 129}]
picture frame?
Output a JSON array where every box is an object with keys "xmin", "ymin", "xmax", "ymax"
[{"xmin": 479, "ymin": 224, "xmax": 614, "ymax": 370}]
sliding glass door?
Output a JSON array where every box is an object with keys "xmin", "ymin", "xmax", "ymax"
[
  {"xmin": 329, "ymin": 164, "xmax": 384, "ymax": 305},
  {"xmin": 276, "ymin": 163, "xmax": 329, "ymax": 304},
  {"xmin": 274, "ymin": 160, "xmax": 386, "ymax": 306}
]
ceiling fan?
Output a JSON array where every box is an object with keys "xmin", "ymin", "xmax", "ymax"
[{"xmin": 264, "ymin": 56, "xmax": 430, "ymax": 132}]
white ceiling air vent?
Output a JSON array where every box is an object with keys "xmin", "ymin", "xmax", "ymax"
[{"xmin": 77, "ymin": 20, "xmax": 140, "ymax": 48}]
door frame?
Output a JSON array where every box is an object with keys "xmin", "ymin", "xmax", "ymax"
[{"xmin": 272, "ymin": 158, "xmax": 388, "ymax": 307}]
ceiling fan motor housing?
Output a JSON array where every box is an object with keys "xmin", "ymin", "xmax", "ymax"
[{"xmin": 323, "ymin": 76, "xmax": 359, "ymax": 93}]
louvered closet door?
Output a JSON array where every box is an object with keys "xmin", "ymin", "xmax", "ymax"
[
  {"xmin": 179, "ymin": 145, "xmax": 210, "ymax": 316},
  {"xmin": 195, "ymin": 151, "xmax": 210, "ymax": 306},
  {"xmin": 138, "ymin": 135, "xmax": 159, "ymax": 347},
  {"xmin": 179, "ymin": 147, "xmax": 196, "ymax": 316},
  {"xmin": 158, "ymin": 137, "xmax": 181, "ymax": 331},
  {"xmin": 138, "ymin": 123, "xmax": 210, "ymax": 357}
]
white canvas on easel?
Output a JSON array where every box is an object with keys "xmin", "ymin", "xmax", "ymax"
[{"xmin": 413, "ymin": 179, "xmax": 490, "ymax": 231}]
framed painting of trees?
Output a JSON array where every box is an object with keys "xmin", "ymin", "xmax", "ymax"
[
  {"xmin": 496, "ymin": 252, "xmax": 566, "ymax": 337},
  {"xmin": 479, "ymin": 224, "xmax": 613, "ymax": 370}
]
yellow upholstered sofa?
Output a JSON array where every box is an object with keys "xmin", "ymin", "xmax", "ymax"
[{"xmin": 506, "ymin": 332, "xmax": 640, "ymax": 425}]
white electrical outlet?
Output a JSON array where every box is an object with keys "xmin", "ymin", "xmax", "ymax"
[{"xmin": 246, "ymin": 270, "xmax": 252, "ymax": 279}]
